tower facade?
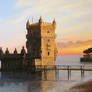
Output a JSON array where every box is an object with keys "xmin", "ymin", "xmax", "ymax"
[{"xmin": 26, "ymin": 17, "xmax": 57, "ymax": 65}]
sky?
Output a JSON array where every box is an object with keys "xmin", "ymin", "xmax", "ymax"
[{"xmin": 0, "ymin": 0, "xmax": 92, "ymax": 55}]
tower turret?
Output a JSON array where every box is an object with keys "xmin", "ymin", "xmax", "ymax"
[
  {"xmin": 0, "ymin": 47, "xmax": 3, "ymax": 57},
  {"xmin": 13, "ymin": 48, "xmax": 18, "ymax": 54},
  {"xmin": 21, "ymin": 46, "xmax": 26, "ymax": 55},
  {"xmin": 26, "ymin": 20, "xmax": 30, "ymax": 30},
  {"xmin": 5, "ymin": 48, "xmax": 9, "ymax": 55},
  {"xmin": 39, "ymin": 16, "xmax": 43, "ymax": 24},
  {"xmin": 53, "ymin": 19, "xmax": 56, "ymax": 29}
]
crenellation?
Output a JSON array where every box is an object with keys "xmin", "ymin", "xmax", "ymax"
[
  {"xmin": 0, "ymin": 47, "xmax": 3, "ymax": 57},
  {"xmin": 13, "ymin": 48, "xmax": 18, "ymax": 54},
  {"xmin": 5, "ymin": 48, "xmax": 10, "ymax": 55}
]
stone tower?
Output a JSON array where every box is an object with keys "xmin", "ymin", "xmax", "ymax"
[{"xmin": 26, "ymin": 17, "xmax": 57, "ymax": 65}]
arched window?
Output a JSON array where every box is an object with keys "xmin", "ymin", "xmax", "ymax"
[
  {"xmin": 48, "ymin": 52, "xmax": 50, "ymax": 56},
  {"xmin": 48, "ymin": 39, "xmax": 50, "ymax": 42},
  {"xmin": 47, "ymin": 30, "xmax": 50, "ymax": 33}
]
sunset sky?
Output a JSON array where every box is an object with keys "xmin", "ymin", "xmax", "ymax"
[{"xmin": 0, "ymin": 0, "xmax": 92, "ymax": 55}]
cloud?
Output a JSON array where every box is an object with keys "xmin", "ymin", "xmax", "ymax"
[
  {"xmin": 57, "ymin": 40, "xmax": 92, "ymax": 55},
  {"xmin": 57, "ymin": 40, "xmax": 92, "ymax": 48}
]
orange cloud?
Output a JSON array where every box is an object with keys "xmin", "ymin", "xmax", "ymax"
[{"xmin": 57, "ymin": 40, "xmax": 92, "ymax": 55}]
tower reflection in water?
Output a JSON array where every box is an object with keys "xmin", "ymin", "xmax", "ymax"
[{"xmin": 0, "ymin": 70, "xmax": 58, "ymax": 92}]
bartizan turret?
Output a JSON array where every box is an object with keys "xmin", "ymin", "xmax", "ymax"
[
  {"xmin": 39, "ymin": 16, "xmax": 43, "ymax": 24},
  {"xmin": 5, "ymin": 48, "xmax": 10, "ymax": 55},
  {"xmin": 13, "ymin": 48, "xmax": 18, "ymax": 54},
  {"xmin": 0, "ymin": 47, "xmax": 3, "ymax": 57},
  {"xmin": 21, "ymin": 46, "xmax": 26, "ymax": 55},
  {"xmin": 26, "ymin": 20, "xmax": 30, "ymax": 30},
  {"xmin": 53, "ymin": 19, "xmax": 56, "ymax": 29}
]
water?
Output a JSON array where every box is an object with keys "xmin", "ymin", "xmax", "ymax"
[{"xmin": 0, "ymin": 55, "xmax": 92, "ymax": 92}]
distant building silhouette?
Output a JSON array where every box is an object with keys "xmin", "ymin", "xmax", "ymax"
[{"xmin": 0, "ymin": 17, "xmax": 57, "ymax": 71}]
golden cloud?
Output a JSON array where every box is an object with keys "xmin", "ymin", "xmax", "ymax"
[{"xmin": 57, "ymin": 40, "xmax": 92, "ymax": 55}]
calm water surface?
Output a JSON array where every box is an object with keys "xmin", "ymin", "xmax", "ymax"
[{"xmin": 0, "ymin": 55, "xmax": 92, "ymax": 92}]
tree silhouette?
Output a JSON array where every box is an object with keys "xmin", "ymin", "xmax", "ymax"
[{"xmin": 83, "ymin": 48, "xmax": 92, "ymax": 55}]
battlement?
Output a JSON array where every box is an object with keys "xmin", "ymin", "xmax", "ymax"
[
  {"xmin": 26, "ymin": 17, "xmax": 56, "ymax": 31},
  {"xmin": 0, "ymin": 46, "xmax": 26, "ymax": 56}
]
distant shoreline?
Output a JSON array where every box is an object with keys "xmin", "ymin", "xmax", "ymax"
[{"xmin": 57, "ymin": 54, "xmax": 83, "ymax": 56}]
